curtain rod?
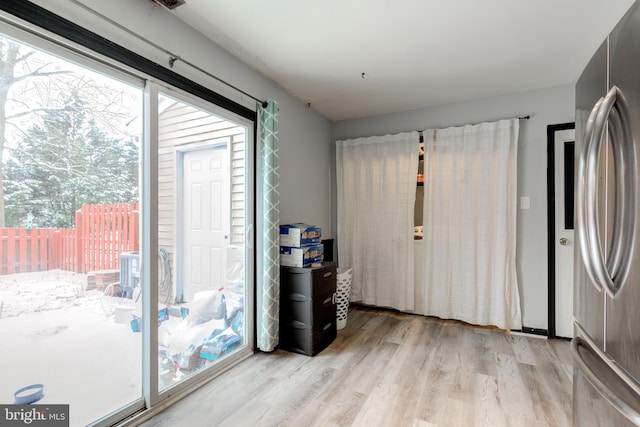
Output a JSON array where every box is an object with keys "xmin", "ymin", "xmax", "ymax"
[
  {"xmin": 69, "ymin": 0, "xmax": 267, "ymax": 107},
  {"xmin": 417, "ymin": 115, "xmax": 530, "ymax": 133},
  {"xmin": 414, "ymin": 115, "xmax": 530, "ymax": 141}
]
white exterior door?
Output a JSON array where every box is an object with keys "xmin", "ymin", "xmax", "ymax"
[
  {"xmin": 182, "ymin": 143, "xmax": 230, "ymax": 302},
  {"xmin": 554, "ymin": 128, "xmax": 575, "ymax": 338}
]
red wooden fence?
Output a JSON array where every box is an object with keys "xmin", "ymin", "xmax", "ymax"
[
  {"xmin": 76, "ymin": 203, "xmax": 139, "ymax": 274},
  {"xmin": 0, "ymin": 203, "xmax": 139, "ymax": 275}
]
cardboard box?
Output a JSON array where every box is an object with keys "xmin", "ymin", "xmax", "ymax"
[
  {"xmin": 280, "ymin": 223, "xmax": 322, "ymax": 247},
  {"xmin": 280, "ymin": 244, "xmax": 324, "ymax": 268}
]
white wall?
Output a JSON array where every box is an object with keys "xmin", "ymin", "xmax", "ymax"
[
  {"xmin": 331, "ymin": 84, "xmax": 575, "ymax": 330},
  {"xmin": 22, "ymin": 0, "xmax": 334, "ymax": 237}
]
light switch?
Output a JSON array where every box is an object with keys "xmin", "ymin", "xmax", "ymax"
[{"xmin": 520, "ymin": 196, "xmax": 530, "ymax": 210}]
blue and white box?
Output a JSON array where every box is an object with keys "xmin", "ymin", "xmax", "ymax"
[
  {"xmin": 280, "ymin": 244, "xmax": 324, "ymax": 268},
  {"xmin": 280, "ymin": 223, "xmax": 322, "ymax": 247}
]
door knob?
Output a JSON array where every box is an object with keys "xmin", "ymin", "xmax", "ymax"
[{"xmin": 559, "ymin": 238, "xmax": 570, "ymax": 246}]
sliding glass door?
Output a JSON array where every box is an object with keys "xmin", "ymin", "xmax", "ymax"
[{"xmin": 0, "ymin": 20, "xmax": 255, "ymax": 427}]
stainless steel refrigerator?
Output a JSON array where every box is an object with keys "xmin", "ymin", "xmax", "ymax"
[{"xmin": 573, "ymin": 1, "xmax": 640, "ymax": 425}]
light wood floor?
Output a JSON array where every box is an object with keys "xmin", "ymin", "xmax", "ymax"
[{"xmin": 139, "ymin": 306, "xmax": 573, "ymax": 427}]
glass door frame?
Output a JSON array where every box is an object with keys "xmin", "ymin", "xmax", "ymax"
[
  {"xmin": 0, "ymin": 7, "xmax": 257, "ymax": 424},
  {"xmin": 142, "ymin": 82, "xmax": 255, "ymax": 408},
  {"xmin": 0, "ymin": 16, "xmax": 149, "ymax": 427}
]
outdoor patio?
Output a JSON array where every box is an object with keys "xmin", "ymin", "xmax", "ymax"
[
  {"xmin": 0, "ymin": 266, "xmax": 246, "ymax": 427},
  {"xmin": 0, "ymin": 270, "xmax": 142, "ymax": 426}
]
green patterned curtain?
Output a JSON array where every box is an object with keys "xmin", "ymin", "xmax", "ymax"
[{"xmin": 257, "ymin": 100, "xmax": 280, "ymax": 351}]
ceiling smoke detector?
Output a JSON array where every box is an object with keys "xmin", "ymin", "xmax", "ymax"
[{"xmin": 151, "ymin": 0, "xmax": 185, "ymax": 10}]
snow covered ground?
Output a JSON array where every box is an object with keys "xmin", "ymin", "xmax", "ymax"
[
  {"xmin": 0, "ymin": 270, "xmax": 94, "ymax": 315},
  {"xmin": 0, "ymin": 270, "xmax": 141, "ymax": 427}
]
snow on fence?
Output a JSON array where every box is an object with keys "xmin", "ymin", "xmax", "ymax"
[{"xmin": 0, "ymin": 203, "xmax": 139, "ymax": 275}]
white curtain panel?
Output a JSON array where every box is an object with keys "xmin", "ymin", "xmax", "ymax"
[
  {"xmin": 336, "ymin": 132, "xmax": 419, "ymax": 310},
  {"xmin": 420, "ymin": 119, "xmax": 522, "ymax": 330}
]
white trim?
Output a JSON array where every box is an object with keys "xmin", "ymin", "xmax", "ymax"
[{"xmin": 143, "ymin": 81, "xmax": 161, "ymax": 407}]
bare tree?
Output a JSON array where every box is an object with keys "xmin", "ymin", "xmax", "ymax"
[
  {"xmin": 0, "ymin": 36, "xmax": 140, "ymax": 227},
  {"xmin": 0, "ymin": 39, "xmax": 69, "ymax": 227}
]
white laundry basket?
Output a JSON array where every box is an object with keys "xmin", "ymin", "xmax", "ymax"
[{"xmin": 335, "ymin": 267, "xmax": 353, "ymax": 330}]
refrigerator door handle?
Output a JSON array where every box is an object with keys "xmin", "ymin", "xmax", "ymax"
[
  {"xmin": 572, "ymin": 324, "xmax": 640, "ymax": 425},
  {"xmin": 577, "ymin": 95, "xmax": 605, "ymax": 292},
  {"xmin": 605, "ymin": 89, "xmax": 636, "ymax": 284},
  {"xmin": 581, "ymin": 86, "xmax": 636, "ymax": 297}
]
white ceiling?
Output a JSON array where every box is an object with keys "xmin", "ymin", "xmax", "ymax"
[{"xmin": 172, "ymin": 0, "xmax": 636, "ymax": 121}]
